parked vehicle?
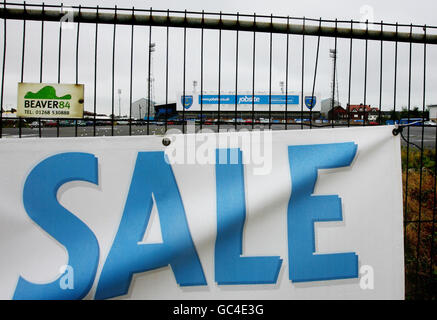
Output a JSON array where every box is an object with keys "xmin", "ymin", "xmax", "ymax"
[
  {"xmin": 424, "ymin": 120, "xmax": 437, "ymax": 126},
  {"xmin": 29, "ymin": 121, "xmax": 39, "ymax": 128},
  {"xmin": 44, "ymin": 120, "xmax": 57, "ymax": 127},
  {"xmin": 75, "ymin": 120, "xmax": 87, "ymax": 126},
  {"xmin": 96, "ymin": 120, "xmax": 112, "ymax": 126},
  {"xmin": 59, "ymin": 120, "xmax": 73, "ymax": 127}
]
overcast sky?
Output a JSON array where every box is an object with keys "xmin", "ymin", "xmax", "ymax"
[{"xmin": 2, "ymin": 0, "xmax": 437, "ymax": 115}]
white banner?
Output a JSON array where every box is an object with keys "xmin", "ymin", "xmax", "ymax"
[{"xmin": 0, "ymin": 126, "xmax": 404, "ymax": 300}]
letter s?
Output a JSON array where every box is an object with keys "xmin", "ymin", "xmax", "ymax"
[{"xmin": 13, "ymin": 152, "xmax": 100, "ymax": 300}]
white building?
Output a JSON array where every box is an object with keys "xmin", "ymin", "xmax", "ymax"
[
  {"xmin": 320, "ymin": 98, "xmax": 341, "ymax": 118},
  {"xmin": 131, "ymin": 98, "xmax": 155, "ymax": 120},
  {"xmin": 428, "ymin": 104, "xmax": 437, "ymax": 121},
  {"xmin": 1, "ymin": 112, "xmax": 17, "ymax": 119}
]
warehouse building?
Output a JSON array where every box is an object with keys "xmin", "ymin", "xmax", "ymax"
[
  {"xmin": 428, "ymin": 104, "xmax": 437, "ymax": 121},
  {"xmin": 131, "ymin": 98, "xmax": 155, "ymax": 120}
]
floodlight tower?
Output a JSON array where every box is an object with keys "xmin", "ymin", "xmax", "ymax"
[
  {"xmin": 329, "ymin": 49, "xmax": 340, "ymax": 109},
  {"xmin": 147, "ymin": 43, "xmax": 156, "ymax": 118},
  {"xmin": 279, "ymin": 81, "xmax": 285, "ymax": 94}
]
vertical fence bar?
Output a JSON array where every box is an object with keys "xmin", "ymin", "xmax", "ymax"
[
  {"xmin": 56, "ymin": 3, "xmax": 63, "ymax": 137},
  {"xmin": 199, "ymin": 10, "xmax": 204, "ymax": 131},
  {"xmin": 284, "ymin": 16, "xmax": 289, "ymax": 130},
  {"xmin": 40, "ymin": 3, "xmax": 44, "ymax": 81},
  {"xmin": 251, "ymin": 13, "xmax": 256, "ymax": 129},
  {"xmin": 378, "ymin": 21, "xmax": 383, "ymax": 124},
  {"xmin": 20, "ymin": 1, "xmax": 26, "ymax": 84},
  {"xmin": 165, "ymin": 9, "xmax": 169, "ymax": 133},
  {"xmin": 363, "ymin": 20, "xmax": 368, "ymax": 126},
  {"xmin": 431, "ymin": 29, "xmax": 437, "ymax": 293},
  {"xmin": 432, "ymin": 102, "xmax": 437, "ymax": 293},
  {"xmin": 111, "ymin": 6, "xmax": 117, "ymax": 136},
  {"xmin": 38, "ymin": 2, "xmax": 44, "ymax": 137},
  {"xmin": 57, "ymin": 3, "xmax": 62, "ymax": 78},
  {"xmin": 0, "ymin": 10, "xmax": 5, "ymax": 139},
  {"xmin": 404, "ymin": 25, "xmax": 413, "ymax": 292},
  {"xmin": 310, "ymin": 18, "xmax": 321, "ymax": 130},
  {"xmin": 395, "ymin": 21, "xmax": 402, "ymax": 291},
  {"xmin": 147, "ymin": 7, "xmax": 152, "ymax": 135},
  {"xmin": 19, "ymin": 2, "xmax": 26, "ymax": 138},
  {"xmin": 234, "ymin": 12, "xmax": 239, "ymax": 131},
  {"xmin": 129, "ymin": 7, "xmax": 134, "ymax": 136},
  {"xmin": 414, "ymin": 25, "xmax": 427, "ymax": 298},
  {"xmin": 93, "ymin": 6, "xmax": 98, "ymax": 136},
  {"xmin": 347, "ymin": 20, "xmax": 353, "ymax": 127},
  {"xmin": 394, "ymin": 23, "xmax": 398, "ymax": 117},
  {"xmin": 300, "ymin": 17, "xmax": 305, "ymax": 130},
  {"xmin": 182, "ymin": 10, "xmax": 186, "ymax": 134},
  {"xmin": 331, "ymin": 18, "xmax": 337, "ymax": 128},
  {"xmin": 268, "ymin": 14, "xmax": 272, "ymax": 130},
  {"xmin": 74, "ymin": 5, "xmax": 80, "ymax": 137},
  {"xmin": 217, "ymin": 11, "xmax": 222, "ymax": 132}
]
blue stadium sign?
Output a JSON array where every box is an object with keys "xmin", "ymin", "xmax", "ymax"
[
  {"xmin": 181, "ymin": 95, "xmax": 194, "ymax": 109},
  {"xmin": 199, "ymin": 94, "xmax": 300, "ymax": 105}
]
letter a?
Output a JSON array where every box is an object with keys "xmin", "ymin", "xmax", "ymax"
[{"xmin": 95, "ymin": 152, "xmax": 206, "ymax": 300}]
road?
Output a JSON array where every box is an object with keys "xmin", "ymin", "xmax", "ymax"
[{"xmin": 1, "ymin": 124, "xmax": 436, "ymax": 149}]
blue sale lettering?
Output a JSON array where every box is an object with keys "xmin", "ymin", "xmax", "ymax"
[
  {"xmin": 13, "ymin": 143, "xmax": 359, "ymax": 299},
  {"xmin": 215, "ymin": 148, "xmax": 282, "ymax": 285},
  {"xmin": 14, "ymin": 152, "xmax": 100, "ymax": 300},
  {"xmin": 95, "ymin": 152, "xmax": 206, "ymax": 300},
  {"xmin": 287, "ymin": 143, "xmax": 359, "ymax": 282}
]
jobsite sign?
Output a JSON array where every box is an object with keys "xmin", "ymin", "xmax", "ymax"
[
  {"xmin": 177, "ymin": 91, "xmax": 320, "ymax": 112},
  {"xmin": 17, "ymin": 83, "xmax": 84, "ymax": 119},
  {"xmin": 0, "ymin": 126, "xmax": 404, "ymax": 299}
]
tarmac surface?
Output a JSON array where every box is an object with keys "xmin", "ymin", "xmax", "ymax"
[{"xmin": 1, "ymin": 124, "xmax": 436, "ymax": 149}]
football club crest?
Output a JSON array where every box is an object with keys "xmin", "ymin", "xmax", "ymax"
[
  {"xmin": 181, "ymin": 95, "xmax": 193, "ymax": 109},
  {"xmin": 305, "ymin": 96, "xmax": 316, "ymax": 110}
]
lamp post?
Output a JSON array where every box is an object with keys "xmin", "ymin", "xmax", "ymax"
[{"xmin": 147, "ymin": 43, "xmax": 156, "ymax": 121}]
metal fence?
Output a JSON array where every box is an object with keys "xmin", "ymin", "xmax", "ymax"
[{"xmin": 0, "ymin": 2, "xmax": 435, "ymax": 299}]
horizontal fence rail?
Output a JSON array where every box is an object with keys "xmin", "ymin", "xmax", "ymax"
[
  {"xmin": 0, "ymin": 2, "xmax": 436, "ymax": 300},
  {"xmin": 1, "ymin": 5, "xmax": 437, "ymax": 44}
]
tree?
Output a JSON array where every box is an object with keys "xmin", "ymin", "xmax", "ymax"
[{"xmin": 389, "ymin": 109, "xmax": 399, "ymax": 121}]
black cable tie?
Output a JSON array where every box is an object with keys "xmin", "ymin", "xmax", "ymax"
[
  {"xmin": 392, "ymin": 121, "xmax": 424, "ymax": 151},
  {"xmin": 392, "ymin": 125, "xmax": 403, "ymax": 136},
  {"xmin": 392, "ymin": 119, "xmax": 425, "ymax": 136}
]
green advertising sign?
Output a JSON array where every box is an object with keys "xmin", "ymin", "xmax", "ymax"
[{"xmin": 17, "ymin": 83, "xmax": 84, "ymax": 119}]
